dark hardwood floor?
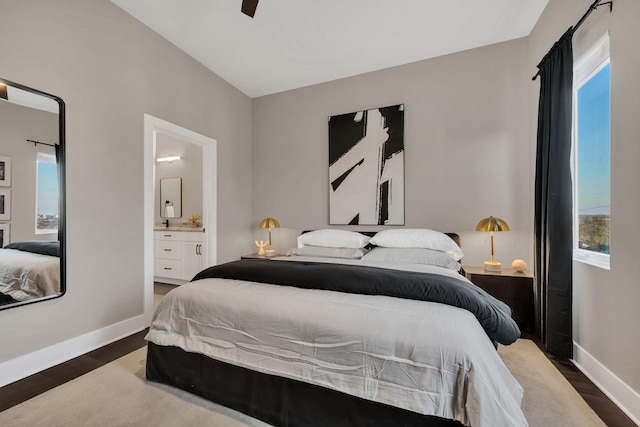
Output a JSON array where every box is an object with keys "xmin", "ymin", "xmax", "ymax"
[
  {"xmin": 0, "ymin": 329, "xmax": 148, "ymax": 412},
  {"xmin": 544, "ymin": 351, "xmax": 636, "ymax": 427},
  {"xmin": 0, "ymin": 330, "xmax": 635, "ymax": 426}
]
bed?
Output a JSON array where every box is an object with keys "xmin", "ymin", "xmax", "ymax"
[
  {"xmin": 0, "ymin": 241, "xmax": 60, "ymax": 303},
  {"xmin": 146, "ymin": 230, "xmax": 527, "ymax": 427}
]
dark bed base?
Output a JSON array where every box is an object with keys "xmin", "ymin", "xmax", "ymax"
[
  {"xmin": 146, "ymin": 342, "xmax": 463, "ymax": 427},
  {"xmin": 0, "ymin": 293, "xmax": 18, "ymax": 306}
]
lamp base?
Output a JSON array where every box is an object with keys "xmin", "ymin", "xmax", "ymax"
[{"xmin": 484, "ymin": 261, "xmax": 502, "ymax": 272}]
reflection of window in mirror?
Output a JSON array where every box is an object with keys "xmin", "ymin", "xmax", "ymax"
[{"xmin": 36, "ymin": 152, "xmax": 59, "ymax": 234}]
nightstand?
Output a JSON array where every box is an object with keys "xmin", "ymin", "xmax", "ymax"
[
  {"xmin": 464, "ymin": 266, "xmax": 535, "ymax": 333},
  {"xmin": 240, "ymin": 253, "xmax": 284, "ymax": 260}
]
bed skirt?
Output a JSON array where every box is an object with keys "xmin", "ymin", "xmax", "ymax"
[{"xmin": 146, "ymin": 342, "xmax": 463, "ymax": 427}]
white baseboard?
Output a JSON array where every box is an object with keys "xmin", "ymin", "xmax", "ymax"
[
  {"xmin": 0, "ymin": 315, "xmax": 148, "ymax": 388},
  {"xmin": 573, "ymin": 341, "xmax": 640, "ymax": 426}
]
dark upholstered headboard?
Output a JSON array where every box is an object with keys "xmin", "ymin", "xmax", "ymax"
[{"xmin": 301, "ymin": 230, "xmax": 461, "ymax": 248}]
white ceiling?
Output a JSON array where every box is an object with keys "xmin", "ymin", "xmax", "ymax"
[{"xmin": 111, "ymin": 0, "xmax": 549, "ymax": 98}]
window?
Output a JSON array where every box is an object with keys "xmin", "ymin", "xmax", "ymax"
[
  {"xmin": 573, "ymin": 34, "xmax": 610, "ymax": 269},
  {"xmin": 36, "ymin": 152, "xmax": 58, "ymax": 234}
]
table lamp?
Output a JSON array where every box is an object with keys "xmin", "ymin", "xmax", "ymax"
[
  {"xmin": 475, "ymin": 216, "xmax": 510, "ymax": 272},
  {"xmin": 260, "ymin": 217, "xmax": 280, "ymax": 249}
]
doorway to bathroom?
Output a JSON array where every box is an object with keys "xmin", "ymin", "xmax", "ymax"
[{"xmin": 143, "ymin": 114, "xmax": 217, "ymax": 323}]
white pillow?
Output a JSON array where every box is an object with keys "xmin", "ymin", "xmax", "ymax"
[
  {"xmin": 287, "ymin": 246, "xmax": 369, "ymax": 259},
  {"xmin": 362, "ymin": 247, "xmax": 461, "ymax": 270},
  {"xmin": 297, "ymin": 229, "xmax": 371, "ymax": 249},
  {"xmin": 369, "ymin": 229, "xmax": 464, "ymax": 261}
]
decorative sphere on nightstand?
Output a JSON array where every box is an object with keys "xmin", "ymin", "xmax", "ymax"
[{"xmin": 511, "ymin": 259, "xmax": 528, "ymax": 272}]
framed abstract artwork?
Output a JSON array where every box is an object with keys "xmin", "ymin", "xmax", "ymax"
[
  {"xmin": 0, "ymin": 223, "xmax": 9, "ymax": 247},
  {"xmin": 0, "ymin": 156, "xmax": 11, "ymax": 186},
  {"xmin": 329, "ymin": 104, "xmax": 404, "ymax": 225},
  {"xmin": 0, "ymin": 189, "xmax": 10, "ymax": 221}
]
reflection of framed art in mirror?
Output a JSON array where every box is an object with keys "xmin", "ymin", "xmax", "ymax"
[
  {"xmin": 0, "ymin": 155, "xmax": 10, "ymax": 186},
  {"xmin": 0, "ymin": 223, "xmax": 9, "ymax": 247},
  {"xmin": 0, "ymin": 189, "xmax": 10, "ymax": 220}
]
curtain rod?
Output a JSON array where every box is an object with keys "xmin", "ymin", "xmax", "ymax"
[
  {"xmin": 532, "ymin": 0, "xmax": 613, "ymax": 81},
  {"xmin": 26, "ymin": 139, "xmax": 56, "ymax": 148}
]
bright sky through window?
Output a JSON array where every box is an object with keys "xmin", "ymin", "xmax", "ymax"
[{"xmin": 577, "ymin": 63, "xmax": 610, "ymax": 217}]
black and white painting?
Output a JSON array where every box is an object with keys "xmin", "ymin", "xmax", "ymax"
[
  {"xmin": 329, "ymin": 104, "xmax": 404, "ymax": 225},
  {"xmin": 0, "ymin": 189, "xmax": 10, "ymax": 221},
  {"xmin": 0, "ymin": 156, "xmax": 10, "ymax": 187},
  {"xmin": 0, "ymin": 224, "xmax": 9, "ymax": 248}
]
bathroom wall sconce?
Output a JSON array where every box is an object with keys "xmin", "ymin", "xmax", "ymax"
[
  {"xmin": 156, "ymin": 155, "xmax": 183, "ymax": 163},
  {"xmin": 0, "ymin": 83, "xmax": 7, "ymax": 100}
]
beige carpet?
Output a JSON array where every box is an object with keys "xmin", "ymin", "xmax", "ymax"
[{"xmin": 0, "ymin": 339, "xmax": 605, "ymax": 427}]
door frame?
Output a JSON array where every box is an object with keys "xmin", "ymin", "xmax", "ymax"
[{"xmin": 143, "ymin": 114, "xmax": 217, "ymax": 323}]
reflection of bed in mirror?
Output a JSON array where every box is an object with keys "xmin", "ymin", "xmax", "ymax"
[
  {"xmin": 0, "ymin": 76, "xmax": 66, "ymax": 311},
  {"xmin": 0, "ymin": 241, "xmax": 60, "ymax": 305}
]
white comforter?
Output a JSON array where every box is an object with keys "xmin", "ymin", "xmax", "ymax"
[
  {"xmin": 0, "ymin": 248, "xmax": 60, "ymax": 301},
  {"xmin": 146, "ymin": 258, "xmax": 527, "ymax": 427}
]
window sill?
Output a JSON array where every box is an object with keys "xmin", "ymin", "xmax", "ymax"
[{"xmin": 574, "ymin": 249, "xmax": 610, "ymax": 270}]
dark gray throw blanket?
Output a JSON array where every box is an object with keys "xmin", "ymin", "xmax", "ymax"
[
  {"xmin": 192, "ymin": 259, "xmax": 521, "ymax": 345},
  {"xmin": 4, "ymin": 240, "xmax": 60, "ymax": 257}
]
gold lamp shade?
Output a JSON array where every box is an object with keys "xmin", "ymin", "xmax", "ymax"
[
  {"xmin": 260, "ymin": 217, "xmax": 280, "ymax": 248},
  {"xmin": 475, "ymin": 216, "xmax": 510, "ymax": 271},
  {"xmin": 475, "ymin": 216, "xmax": 510, "ymax": 233}
]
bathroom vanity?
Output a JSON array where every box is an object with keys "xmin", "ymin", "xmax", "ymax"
[{"xmin": 154, "ymin": 229, "xmax": 205, "ymax": 284}]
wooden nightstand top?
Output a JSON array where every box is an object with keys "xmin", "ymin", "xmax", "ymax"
[
  {"xmin": 463, "ymin": 266, "xmax": 533, "ymax": 278},
  {"xmin": 241, "ymin": 253, "xmax": 285, "ymax": 260}
]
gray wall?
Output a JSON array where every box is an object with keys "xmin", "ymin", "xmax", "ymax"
[
  {"xmin": 529, "ymin": 0, "xmax": 640, "ymax": 396},
  {"xmin": 252, "ymin": 38, "xmax": 533, "ymax": 268},
  {"xmin": 0, "ymin": 0, "xmax": 252, "ymax": 363},
  {"xmin": 0, "ymin": 102, "xmax": 58, "ymax": 242},
  {"xmin": 154, "ymin": 133, "xmax": 203, "ymax": 224}
]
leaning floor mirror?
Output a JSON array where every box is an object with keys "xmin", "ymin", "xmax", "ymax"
[{"xmin": 0, "ymin": 78, "xmax": 66, "ymax": 310}]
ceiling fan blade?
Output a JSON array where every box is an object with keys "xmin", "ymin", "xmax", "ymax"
[{"xmin": 241, "ymin": 0, "xmax": 259, "ymax": 18}]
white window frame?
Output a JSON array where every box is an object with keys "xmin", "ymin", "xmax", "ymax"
[
  {"xmin": 572, "ymin": 33, "xmax": 610, "ymax": 270},
  {"xmin": 35, "ymin": 152, "xmax": 58, "ymax": 235}
]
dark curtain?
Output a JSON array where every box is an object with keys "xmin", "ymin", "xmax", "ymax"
[{"xmin": 534, "ymin": 28, "xmax": 574, "ymax": 358}]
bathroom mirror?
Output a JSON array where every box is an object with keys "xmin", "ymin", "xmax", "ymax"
[
  {"xmin": 0, "ymin": 78, "xmax": 66, "ymax": 310},
  {"xmin": 160, "ymin": 177, "xmax": 182, "ymax": 218}
]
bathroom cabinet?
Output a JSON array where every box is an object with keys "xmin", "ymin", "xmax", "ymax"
[{"xmin": 154, "ymin": 230, "xmax": 205, "ymax": 284}]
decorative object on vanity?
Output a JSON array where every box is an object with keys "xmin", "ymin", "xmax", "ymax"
[
  {"xmin": 0, "ymin": 155, "xmax": 11, "ymax": 186},
  {"xmin": 475, "ymin": 216, "xmax": 510, "ymax": 272},
  {"xmin": 511, "ymin": 259, "xmax": 528, "ymax": 272},
  {"xmin": 0, "ymin": 189, "xmax": 10, "ymax": 221},
  {"xmin": 328, "ymin": 104, "xmax": 404, "ymax": 225},
  {"xmin": 0, "ymin": 77, "xmax": 65, "ymax": 310},
  {"xmin": 259, "ymin": 217, "xmax": 280, "ymax": 249},
  {"xmin": 254, "ymin": 239, "xmax": 268, "ymax": 255},
  {"xmin": 186, "ymin": 213, "xmax": 202, "ymax": 227},
  {"xmin": 160, "ymin": 177, "xmax": 182, "ymax": 218}
]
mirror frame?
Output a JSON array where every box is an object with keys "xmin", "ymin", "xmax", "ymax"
[{"xmin": 0, "ymin": 78, "xmax": 66, "ymax": 310}]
